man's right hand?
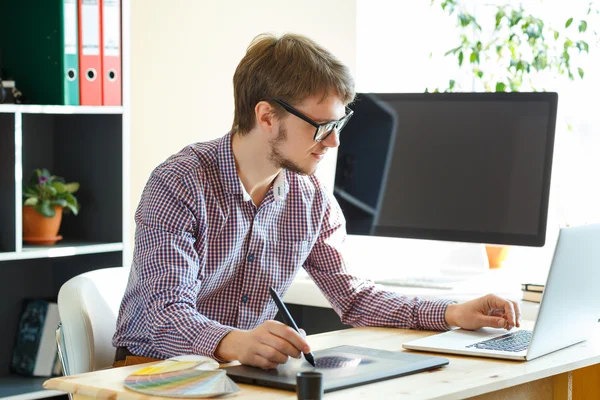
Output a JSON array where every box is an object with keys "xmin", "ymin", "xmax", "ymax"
[{"xmin": 215, "ymin": 320, "xmax": 310, "ymax": 369}]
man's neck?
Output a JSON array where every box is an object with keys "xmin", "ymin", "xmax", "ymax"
[{"xmin": 231, "ymin": 130, "xmax": 281, "ymax": 206}]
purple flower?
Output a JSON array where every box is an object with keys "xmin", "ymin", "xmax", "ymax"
[{"xmin": 39, "ymin": 176, "xmax": 48, "ymax": 185}]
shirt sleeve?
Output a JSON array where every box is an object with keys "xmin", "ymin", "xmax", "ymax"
[
  {"xmin": 303, "ymin": 190, "xmax": 456, "ymax": 331},
  {"xmin": 132, "ymin": 170, "xmax": 236, "ymax": 360}
]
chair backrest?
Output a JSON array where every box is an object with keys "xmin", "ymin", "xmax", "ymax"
[{"xmin": 57, "ymin": 266, "xmax": 129, "ymax": 375}]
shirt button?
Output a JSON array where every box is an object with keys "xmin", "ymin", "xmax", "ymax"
[
  {"xmin": 241, "ymin": 295, "xmax": 249, "ymax": 303},
  {"xmin": 247, "ymin": 253, "xmax": 255, "ymax": 262}
]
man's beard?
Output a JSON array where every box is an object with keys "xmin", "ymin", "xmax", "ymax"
[{"xmin": 268, "ymin": 124, "xmax": 315, "ymax": 176}]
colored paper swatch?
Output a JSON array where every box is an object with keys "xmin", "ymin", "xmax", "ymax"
[{"xmin": 125, "ymin": 362, "xmax": 239, "ymax": 398}]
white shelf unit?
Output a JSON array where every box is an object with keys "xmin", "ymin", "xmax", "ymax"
[
  {"xmin": 0, "ymin": 242, "xmax": 124, "ymax": 262},
  {"xmin": 0, "ymin": 105, "xmax": 128, "ymax": 400},
  {"xmin": 0, "ymin": 0, "xmax": 131, "ymax": 397}
]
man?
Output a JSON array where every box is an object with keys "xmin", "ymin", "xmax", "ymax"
[{"xmin": 113, "ymin": 33, "xmax": 520, "ymax": 369}]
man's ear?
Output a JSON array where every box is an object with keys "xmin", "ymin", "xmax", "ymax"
[{"xmin": 255, "ymin": 101, "xmax": 278, "ymax": 133}]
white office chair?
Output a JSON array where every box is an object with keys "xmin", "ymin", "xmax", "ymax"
[{"xmin": 56, "ymin": 266, "xmax": 129, "ymax": 376}]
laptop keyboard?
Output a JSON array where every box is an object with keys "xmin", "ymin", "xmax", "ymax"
[{"xmin": 466, "ymin": 330, "xmax": 532, "ymax": 352}]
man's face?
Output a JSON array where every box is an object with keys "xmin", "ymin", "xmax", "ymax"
[{"xmin": 269, "ymin": 94, "xmax": 346, "ymax": 176}]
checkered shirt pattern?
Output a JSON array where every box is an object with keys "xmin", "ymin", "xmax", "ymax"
[{"xmin": 112, "ymin": 132, "xmax": 455, "ymax": 360}]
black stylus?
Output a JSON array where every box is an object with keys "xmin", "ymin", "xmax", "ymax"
[{"xmin": 269, "ymin": 287, "xmax": 316, "ymax": 367}]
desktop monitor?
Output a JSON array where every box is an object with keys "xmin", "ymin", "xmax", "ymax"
[{"xmin": 334, "ymin": 92, "xmax": 558, "ymax": 246}]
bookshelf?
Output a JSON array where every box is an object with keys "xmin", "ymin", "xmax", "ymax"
[
  {"xmin": 0, "ymin": 0, "xmax": 131, "ymax": 398},
  {"xmin": 0, "ymin": 106, "xmax": 128, "ymax": 400}
]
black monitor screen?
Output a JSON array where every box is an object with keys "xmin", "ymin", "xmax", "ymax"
[{"xmin": 334, "ymin": 92, "xmax": 558, "ymax": 247}]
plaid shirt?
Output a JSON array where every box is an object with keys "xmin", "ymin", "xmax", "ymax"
[{"xmin": 113, "ymin": 132, "xmax": 454, "ymax": 360}]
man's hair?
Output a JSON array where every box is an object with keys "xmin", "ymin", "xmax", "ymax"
[{"xmin": 232, "ymin": 33, "xmax": 355, "ymax": 135}]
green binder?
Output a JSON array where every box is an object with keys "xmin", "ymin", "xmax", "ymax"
[{"xmin": 0, "ymin": 0, "xmax": 80, "ymax": 105}]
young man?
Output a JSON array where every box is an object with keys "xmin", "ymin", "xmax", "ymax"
[{"xmin": 113, "ymin": 33, "xmax": 520, "ymax": 369}]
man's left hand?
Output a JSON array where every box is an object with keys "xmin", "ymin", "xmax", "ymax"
[{"xmin": 444, "ymin": 294, "xmax": 521, "ymax": 330}]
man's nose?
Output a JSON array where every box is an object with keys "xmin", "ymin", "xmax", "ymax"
[{"xmin": 322, "ymin": 130, "xmax": 340, "ymax": 148}]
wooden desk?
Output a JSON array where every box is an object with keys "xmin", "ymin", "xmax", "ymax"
[{"xmin": 44, "ymin": 324, "xmax": 600, "ymax": 400}]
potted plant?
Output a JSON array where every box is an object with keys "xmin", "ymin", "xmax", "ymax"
[
  {"xmin": 430, "ymin": 1, "xmax": 598, "ymax": 268},
  {"xmin": 22, "ymin": 168, "xmax": 80, "ymax": 245}
]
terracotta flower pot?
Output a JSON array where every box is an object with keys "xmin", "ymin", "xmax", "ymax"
[
  {"xmin": 485, "ymin": 245, "xmax": 510, "ymax": 269},
  {"xmin": 22, "ymin": 206, "xmax": 63, "ymax": 245}
]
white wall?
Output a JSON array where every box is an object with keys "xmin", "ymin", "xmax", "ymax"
[{"xmin": 129, "ymin": 0, "xmax": 357, "ymax": 247}]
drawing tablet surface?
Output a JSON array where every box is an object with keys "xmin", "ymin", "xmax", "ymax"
[{"xmin": 224, "ymin": 345, "xmax": 449, "ymax": 392}]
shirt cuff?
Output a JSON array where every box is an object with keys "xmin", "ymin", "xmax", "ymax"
[
  {"xmin": 416, "ymin": 298, "xmax": 457, "ymax": 331},
  {"xmin": 192, "ymin": 324, "xmax": 238, "ymax": 362}
]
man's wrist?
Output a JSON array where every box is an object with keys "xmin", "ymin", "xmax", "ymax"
[
  {"xmin": 215, "ymin": 330, "xmax": 243, "ymax": 362},
  {"xmin": 444, "ymin": 303, "xmax": 458, "ymax": 328}
]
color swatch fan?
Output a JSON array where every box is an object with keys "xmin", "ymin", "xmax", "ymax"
[{"xmin": 124, "ymin": 358, "xmax": 240, "ymax": 398}]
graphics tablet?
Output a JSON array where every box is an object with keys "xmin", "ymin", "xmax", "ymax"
[{"xmin": 225, "ymin": 345, "xmax": 449, "ymax": 392}]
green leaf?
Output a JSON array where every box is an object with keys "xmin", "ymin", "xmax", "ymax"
[
  {"xmin": 554, "ymin": 31, "xmax": 559, "ymax": 40},
  {"xmin": 578, "ymin": 40, "xmax": 590, "ymax": 52},
  {"xmin": 509, "ymin": 10, "xmax": 522, "ymax": 26},
  {"xmin": 533, "ymin": 52, "xmax": 548, "ymax": 70},
  {"xmin": 578, "ymin": 68, "xmax": 584, "ymax": 78},
  {"xmin": 52, "ymin": 199, "xmax": 68, "ymax": 207},
  {"xmin": 63, "ymin": 182, "xmax": 80, "ymax": 193},
  {"xmin": 24, "ymin": 197, "xmax": 37, "ymax": 206},
  {"xmin": 496, "ymin": 82, "xmax": 507, "ymax": 92},
  {"xmin": 35, "ymin": 201, "xmax": 55, "ymax": 218},
  {"xmin": 448, "ymin": 79, "xmax": 456, "ymax": 90},
  {"xmin": 579, "ymin": 20, "xmax": 588, "ymax": 32},
  {"xmin": 444, "ymin": 45, "xmax": 462, "ymax": 56},
  {"xmin": 52, "ymin": 181, "xmax": 67, "ymax": 194},
  {"xmin": 564, "ymin": 38, "xmax": 573, "ymax": 52},
  {"xmin": 566, "ymin": 17, "xmax": 573, "ymax": 28},
  {"xmin": 23, "ymin": 188, "xmax": 38, "ymax": 198},
  {"xmin": 63, "ymin": 192, "xmax": 79, "ymax": 216},
  {"xmin": 495, "ymin": 9, "xmax": 505, "ymax": 28},
  {"xmin": 46, "ymin": 185, "xmax": 57, "ymax": 196},
  {"xmin": 458, "ymin": 51, "xmax": 464, "ymax": 66},
  {"xmin": 65, "ymin": 202, "xmax": 79, "ymax": 215},
  {"xmin": 458, "ymin": 13, "xmax": 473, "ymax": 27},
  {"xmin": 470, "ymin": 52, "xmax": 477, "ymax": 63}
]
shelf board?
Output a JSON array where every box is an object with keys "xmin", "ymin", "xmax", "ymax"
[
  {"xmin": 0, "ymin": 374, "xmax": 64, "ymax": 400},
  {"xmin": 0, "ymin": 242, "xmax": 124, "ymax": 261},
  {"xmin": 0, "ymin": 104, "xmax": 123, "ymax": 115}
]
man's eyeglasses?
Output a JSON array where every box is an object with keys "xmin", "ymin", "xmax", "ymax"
[{"xmin": 271, "ymin": 98, "xmax": 354, "ymax": 142}]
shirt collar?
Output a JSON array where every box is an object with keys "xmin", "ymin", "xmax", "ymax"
[
  {"xmin": 218, "ymin": 132, "xmax": 242, "ymax": 195},
  {"xmin": 219, "ymin": 132, "xmax": 289, "ymax": 202}
]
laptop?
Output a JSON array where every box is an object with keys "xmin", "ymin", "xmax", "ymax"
[{"xmin": 403, "ymin": 223, "xmax": 600, "ymax": 361}]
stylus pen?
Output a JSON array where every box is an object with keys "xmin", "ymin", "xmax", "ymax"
[{"xmin": 269, "ymin": 287, "xmax": 316, "ymax": 367}]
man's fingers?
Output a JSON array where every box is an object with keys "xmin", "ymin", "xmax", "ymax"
[
  {"xmin": 487, "ymin": 295, "xmax": 517, "ymax": 328},
  {"xmin": 268, "ymin": 322, "xmax": 310, "ymax": 353},
  {"xmin": 257, "ymin": 344, "xmax": 289, "ymax": 365},
  {"xmin": 252, "ymin": 354, "xmax": 279, "ymax": 370},
  {"xmin": 259, "ymin": 332, "xmax": 302, "ymax": 359},
  {"xmin": 511, "ymin": 300, "xmax": 522, "ymax": 327},
  {"xmin": 479, "ymin": 315, "xmax": 506, "ymax": 329},
  {"xmin": 488, "ymin": 308, "xmax": 504, "ymax": 317},
  {"xmin": 502, "ymin": 301, "xmax": 517, "ymax": 328},
  {"xmin": 299, "ymin": 328, "xmax": 307, "ymax": 338}
]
